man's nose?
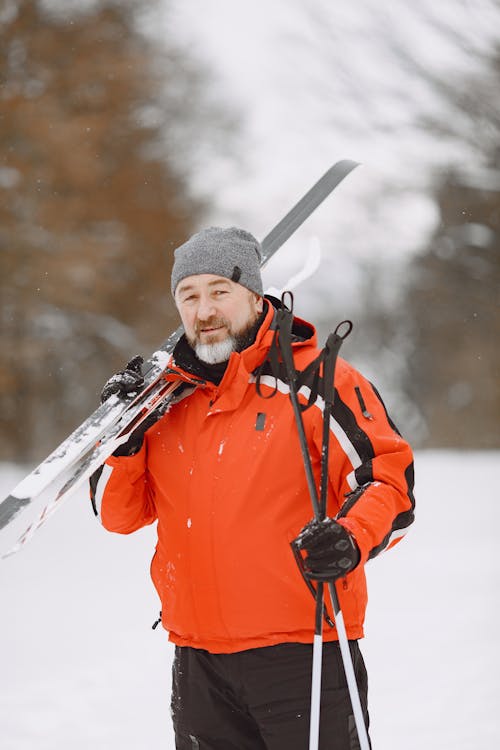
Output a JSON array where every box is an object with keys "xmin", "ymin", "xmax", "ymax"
[{"xmin": 196, "ymin": 296, "xmax": 217, "ymax": 321}]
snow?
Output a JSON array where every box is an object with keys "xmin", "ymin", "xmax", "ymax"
[{"xmin": 1, "ymin": 451, "xmax": 499, "ymax": 748}]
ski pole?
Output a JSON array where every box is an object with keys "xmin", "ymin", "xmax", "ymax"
[
  {"xmin": 309, "ymin": 582, "xmax": 324, "ymax": 750},
  {"xmin": 272, "ymin": 294, "xmax": 323, "ymax": 750},
  {"xmin": 327, "ymin": 582, "xmax": 371, "ymax": 750},
  {"xmin": 276, "ymin": 303, "xmax": 369, "ymax": 750},
  {"xmin": 320, "ymin": 325, "xmax": 371, "ymax": 750},
  {"xmin": 307, "ymin": 328, "xmax": 342, "ymax": 750}
]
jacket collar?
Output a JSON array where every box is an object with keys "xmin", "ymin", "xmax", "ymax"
[{"xmin": 167, "ymin": 297, "xmax": 317, "ymax": 387}]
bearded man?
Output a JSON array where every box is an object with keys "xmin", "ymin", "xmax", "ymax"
[{"xmin": 91, "ymin": 226, "xmax": 415, "ymax": 750}]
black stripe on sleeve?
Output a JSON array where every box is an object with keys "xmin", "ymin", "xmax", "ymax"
[
  {"xmin": 368, "ymin": 508, "xmax": 415, "ymax": 559},
  {"xmin": 368, "ymin": 462, "xmax": 416, "ymax": 559},
  {"xmin": 369, "ymin": 382, "xmax": 402, "ymax": 436},
  {"xmin": 331, "ymin": 389, "xmax": 375, "ymax": 483}
]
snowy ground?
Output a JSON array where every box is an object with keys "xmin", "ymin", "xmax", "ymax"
[{"xmin": 1, "ymin": 451, "xmax": 499, "ymax": 749}]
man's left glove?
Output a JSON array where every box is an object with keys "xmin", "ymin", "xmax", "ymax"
[
  {"xmin": 100, "ymin": 355, "xmax": 145, "ymax": 403},
  {"xmin": 294, "ymin": 517, "xmax": 361, "ymax": 582}
]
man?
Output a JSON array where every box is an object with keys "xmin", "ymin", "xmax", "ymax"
[{"xmin": 91, "ymin": 226, "xmax": 415, "ymax": 749}]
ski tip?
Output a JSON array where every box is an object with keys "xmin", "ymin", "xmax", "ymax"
[
  {"xmin": 328, "ymin": 159, "xmax": 361, "ymax": 176},
  {"xmin": 0, "ymin": 495, "xmax": 31, "ymax": 531}
]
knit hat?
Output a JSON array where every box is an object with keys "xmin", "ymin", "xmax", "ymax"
[{"xmin": 171, "ymin": 227, "xmax": 263, "ymax": 296}]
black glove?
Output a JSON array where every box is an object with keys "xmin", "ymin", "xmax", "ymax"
[
  {"xmin": 101, "ymin": 355, "xmax": 145, "ymax": 403},
  {"xmin": 294, "ymin": 517, "xmax": 360, "ymax": 582},
  {"xmin": 99, "ymin": 355, "xmax": 146, "ymax": 456}
]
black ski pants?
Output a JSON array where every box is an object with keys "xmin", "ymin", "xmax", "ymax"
[{"xmin": 171, "ymin": 641, "xmax": 371, "ymax": 750}]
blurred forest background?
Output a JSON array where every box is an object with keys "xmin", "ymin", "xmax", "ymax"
[{"xmin": 0, "ymin": 0, "xmax": 499, "ymax": 462}]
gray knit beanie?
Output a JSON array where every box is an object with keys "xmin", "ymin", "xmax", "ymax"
[{"xmin": 171, "ymin": 227, "xmax": 263, "ymax": 296}]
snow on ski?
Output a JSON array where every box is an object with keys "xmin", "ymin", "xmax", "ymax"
[
  {"xmin": 1, "ymin": 376, "xmax": 183, "ymax": 557},
  {"xmin": 0, "ymin": 159, "xmax": 359, "ymax": 558}
]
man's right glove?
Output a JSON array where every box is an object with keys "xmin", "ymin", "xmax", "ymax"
[
  {"xmin": 101, "ymin": 355, "xmax": 145, "ymax": 403},
  {"xmin": 100, "ymin": 355, "xmax": 147, "ymax": 456}
]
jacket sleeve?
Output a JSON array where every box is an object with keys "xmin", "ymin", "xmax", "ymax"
[
  {"xmin": 90, "ymin": 441, "xmax": 157, "ymax": 534},
  {"xmin": 316, "ymin": 359, "xmax": 415, "ymax": 564}
]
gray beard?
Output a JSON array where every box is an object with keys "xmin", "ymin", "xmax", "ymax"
[
  {"xmin": 194, "ymin": 337, "xmax": 237, "ymax": 365},
  {"xmin": 191, "ymin": 308, "xmax": 263, "ymax": 365}
]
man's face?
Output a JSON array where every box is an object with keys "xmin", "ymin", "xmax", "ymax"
[{"xmin": 174, "ymin": 274, "xmax": 264, "ymax": 364}]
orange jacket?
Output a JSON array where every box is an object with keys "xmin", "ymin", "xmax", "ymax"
[{"xmin": 95, "ymin": 302, "xmax": 414, "ymax": 653}]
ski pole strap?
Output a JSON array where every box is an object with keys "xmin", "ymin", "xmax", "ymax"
[
  {"xmin": 254, "ymin": 312, "xmax": 287, "ymax": 400},
  {"xmin": 256, "ymin": 294, "xmax": 352, "ymax": 628},
  {"xmin": 273, "ymin": 291, "xmax": 298, "ymax": 386},
  {"xmin": 322, "ymin": 321, "xmax": 352, "ymax": 407},
  {"xmin": 318, "ymin": 321, "xmax": 352, "ymax": 519},
  {"xmin": 255, "ymin": 292, "xmax": 323, "ymax": 515},
  {"xmin": 294, "ymin": 321, "xmax": 352, "ymax": 415},
  {"xmin": 255, "ymin": 293, "xmax": 299, "ymax": 399}
]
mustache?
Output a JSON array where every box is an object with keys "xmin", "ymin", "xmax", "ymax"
[{"xmin": 195, "ymin": 317, "xmax": 229, "ymax": 334}]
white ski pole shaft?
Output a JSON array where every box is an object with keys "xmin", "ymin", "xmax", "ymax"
[
  {"xmin": 309, "ymin": 582, "xmax": 325, "ymax": 750},
  {"xmin": 328, "ymin": 582, "xmax": 370, "ymax": 750},
  {"xmin": 309, "ymin": 632, "xmax": 323, "ymax": 750}
]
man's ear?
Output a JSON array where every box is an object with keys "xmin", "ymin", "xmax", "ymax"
[{"xmin": 255, "ymin": 294, "xmax": 264, "ymax": 313}]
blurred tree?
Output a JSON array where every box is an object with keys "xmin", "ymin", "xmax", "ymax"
[
  {"xmin": 290, "ymin": 0, "xmax": 500, "ymax": 447},
  {"xmin": 391, "ymin": 0, "xmax": 500, "ymax": 447},
  {"xmin": 403, "ymin": 169, "xmax": 500, "ymax": 447},
  {"xmin": 0, "ymin": 0, "xmax": 232, "ymax": 461},
  {"xmin": 342, "ymin": 3, "xmax": 500, "ymax": 447}
]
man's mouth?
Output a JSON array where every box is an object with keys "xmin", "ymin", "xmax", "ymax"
[
  {"xmin": 197, "ymin": 320, "xmax": 227, "ymax": 337},
  {"xmin": 200, "ymin": 325, "xmax": 225, "ymax": 335}
]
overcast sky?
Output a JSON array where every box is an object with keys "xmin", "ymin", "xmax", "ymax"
[{"xmin": 160, "ymin": 0, "xmax": 497, "ymax": 311}]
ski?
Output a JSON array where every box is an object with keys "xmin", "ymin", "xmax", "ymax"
[{"xmin": 0, "ymin": 159, "xmax": 359, "ymax": 558}]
